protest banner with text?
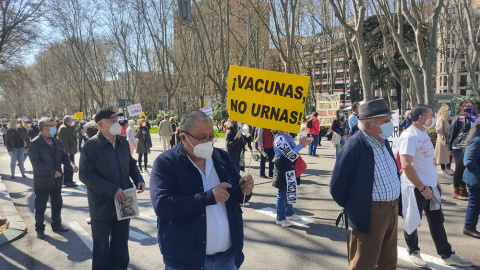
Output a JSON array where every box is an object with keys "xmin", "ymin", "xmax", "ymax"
[
  {"xmin": 316, "ymin": 95, "xmax": 340, "ymax": 127},
  {"xmin": 74, "ymin": 112, "xmax": 84, "ymax": 119},
  {"xmin": 227, "ymin": 65, "xmax": 310, "ymax": 133},
  {"xmin": 127, "ymin": 104, "xmax": 143, "ymax": 117}
]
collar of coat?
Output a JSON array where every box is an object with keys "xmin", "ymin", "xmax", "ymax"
[{"xmin": 95, "ymin": 131, "xmax": 124, "ymax": 146}]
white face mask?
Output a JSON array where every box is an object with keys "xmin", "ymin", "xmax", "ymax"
[
  {"xmin": 184, "ymin": 135, "xmax": 213, "ymax": 160},
  {"xmin": 141, "ymin": 122, "xmax": 146, "ymax": 127},
  {"xmin": 104, "ymin": 121, "xmax": 122, "ymax": 135},
  {"xmin": 419, "ymin": 117, "xmax": 436, "ymax": 129},
  {"xmin": 70, "ymin": 120, "xmax": 75, "ymax": 126}
]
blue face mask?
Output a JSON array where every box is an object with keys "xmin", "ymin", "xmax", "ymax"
[
  {"xmin": 49, "ymin": 127, "xmax": 57, "ymax": 136},
  {"xmin": 339, "ymin": 113, "xmax": 344, "ymax": 117},
  {"xmin": 447, "ymin": 110, "xmax": 451, "ymax": 115},
  {"xmin": 371, "ymin": 122, "xmax": 394, "ymax": 139}
]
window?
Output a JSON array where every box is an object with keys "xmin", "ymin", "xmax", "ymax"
[
  {"xmin": 444, "ymin": 76, "xmax": 448, "ymax": 86},
  {"xmin": 461, "ymin": 89, "xmax": 467, "ymax": 96},
  {"xmin": 440, "ymin": 63, "xmax": 443, "ymax": 73}
]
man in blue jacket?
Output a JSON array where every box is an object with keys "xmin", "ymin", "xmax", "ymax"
[
  {"xmin": 150, "ymin": 110, "xmax": 254, "ymax": 270},
  {"xmin": 79, "ymin": 108, "xmax": 145, "ymax": 270},
  {"xmin": 29, "ymin": 117, "xmax": 78, "ymax": 239},
  {"xmin": 330, "ymin": 99, "xmax": 400, "ymax": 270}
]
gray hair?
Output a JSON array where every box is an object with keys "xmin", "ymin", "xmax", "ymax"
[
  {"xmin": 357, "ymin": 118, "xmax": 374, "ymax": 131},
  {"xmin": 179, "ymin": 111, "xmax": 212, "ymax": 133},
  {"xmin": 38, "ymin": 117, "xmax": 54, "ymax": 131},
  {"xmin": 128, "ymin": 120, "xmax": 135, "ymax": 126},
  {"xmin": 63, "ymin": 115, "xmax": 73, "ymax": 123},
  {"xmin": 84, "ymin": 120, "xmax": 99, "ymax": 138}
]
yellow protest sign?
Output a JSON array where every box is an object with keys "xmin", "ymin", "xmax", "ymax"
[
  {"xmin": 74, "ymin": 112, "xmax": 84, "ymax": 119},
  {"xmin": 227, "ymin": 65, "xmax": 310, "ymax": 133},
  {"xmin": 138, "ymin": 112, "xmax": 146, "ymax": 118}
]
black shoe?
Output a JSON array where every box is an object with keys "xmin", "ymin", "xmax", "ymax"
[
  {"xmin": 463, "ymin": 227, "xmax": 480, "ymax": 239},
  {"xmin": 22, "ymin": 174, "xmax": 27, "ymax": 178},
  {"xmin": 260, "ymin": 175, "xmax": 268, "ymax": 179},
  {"xmin": 37, "ymin": 231, "xmax": 46, "ymax": 239},
  {"xmin": 52, "ymin": 225, "xmax": 69, "ymax": 233},
  {"xmin": 11, "ymin": 175, "xmax": 15, "ymax": 179},
  {"xmin": 65, "ymin": 183, "xmax": 78, "ymax": 187}
]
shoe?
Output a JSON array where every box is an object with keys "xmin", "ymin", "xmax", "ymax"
[
  {"xmin": 144, "ymin": 168, "xmax": 149, "ymax": 173},
  {"xmin": 443, "ymin": 251, "xmax": 472, "ymax": 267},
  {"xmin": 452, "ymin": 187, "xmax": 468, "ymax": 201},
  {"xmin": 460, "ymin": 185, "xmax": 469, "ymax": 198},
  {"xmin": 260, "ymin": 175, "xmax": 268, "ymax": 179},
  {"xmin": 52, "ymin": 225, "xmax": 69, "ymax": 233},
  {"xmin": 286, "ymin": 214, "xmax": 302, "ymax": 221},
  {"xmin": 441, "ymin": 170, "xmax": 448, "ymax": 175},
  {"xmin": 86, "ymin": 218, "xmax": 91, "ymax": 225},
  {"xmin": 275, "ymin": 220, "xmax": 292, "ymax": 227},
  {"xmin": 318, "ymin": 144, "xmax": 322, "ymax": 146},
  {"xmin": 463, "ymin": 227, "xmax": 480, "ymax": 239},
  {"xmin": 22, "ymin": 174, "xmax": 27, "ymax": 178},
  {"xmin": 65, "ymin": 183, "xmax": 78, "ymax": 187},
  {"xmin": 37, "ymin": 231, "xmax": 46, "ymax": 239},
  {"xmin": 409, "ymin": 251, "xmax": 428, "ymax": 268},
  {"xmin": 11, "ymin": 175, "xmax": 15, "ymax": 179},
  {"xmin": 445, "ymin": 168, "xmax": 455, "ymax": 174}
]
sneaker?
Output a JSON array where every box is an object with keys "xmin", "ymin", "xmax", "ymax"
[
  {"xmin": 409, "ymin": 251, "xmax": 428, "ymax": 268},
  {"xmin": 286, "ymin": 214, "xmax": 302, "ymax": 221},
  {"xmin": 463, "ymin": 227, "xmax": 480, "ymax": 239},
  {"xmin": 275, "ymin": 220, "xmax": 292, "ymax": 227},
  {"xmin": 65, "ymin": 183, "xmax": 78, "ymax": 187},
  {"xmin": 443, "ymin": 252, "xmax": 472, "ymax": 267},
  {"xmin": 144, "ymin": 168, "xmax": 149, "ymax": 173},
  {"xmin": 441, "ymin": 170, "xmax": 448, "ymax": 175},
  {"xmin": 445, "ymin": 168, "xmax": 455, "ymax": 174}
]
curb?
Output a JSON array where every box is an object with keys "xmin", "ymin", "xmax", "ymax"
[{"xmin": 0, "ymin": 178, "xmax": 27, "ymax": 247}]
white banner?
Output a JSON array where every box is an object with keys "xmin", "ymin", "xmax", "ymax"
[
  {"xmin": 286, "ymin": 170, "xmax": 297, "ymax": 206},
  {"xmin": 387, "ymin": 109, "xmax": 400, "ymax": 155},
  {"xmin": 199, "ymin": 105, "xmax": 213, "ymax": 115},
  {"xmin": 127, "ymin": 104, "xmax": 142, "ymax": 117},
  {"xmin": 274, "ymin": 136, "xmax": 299, "ymax": 162}
]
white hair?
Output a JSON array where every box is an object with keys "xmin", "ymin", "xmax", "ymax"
[
  {"xmin": 128, "ymin": 120, "xmax": 135, "ymax": 126},
  {"xmin": 358, "ymin": 118, "xmax": 373, "ymax": 131}
]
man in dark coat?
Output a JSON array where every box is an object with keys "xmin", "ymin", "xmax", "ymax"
[
  {"xmin": 57, "ymin": 115, "xmax": 78, "ymax": 187},
  {"xmin": 29, "ymin": 117, "xmax": 78, "ymax": 239},
  {"xmin": 79, "ymin": 108, "xmax": 145, "ymax": 270},
  {"xmin": 150, "ymin": 110, "xmax": 254, "ymax": 270}
]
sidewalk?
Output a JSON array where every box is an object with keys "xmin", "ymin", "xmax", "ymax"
[{"xmin": 0, "ymin": 176, "xmax": 27, "ymax": 247}]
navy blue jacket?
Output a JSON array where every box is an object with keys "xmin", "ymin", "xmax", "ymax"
[
  {"xmin": 79, "ymin": 133, "xmax": 144, "ymax": 220},
  {"xmin": 29, "ymin": 135, "xmax": 73, "ymax": 189},
  {"xmin": 330, "ymin": 131, "xmax": 399, "ymax": 234},
  {"xmin": 463, "ymin": 135, "xmax": 480, "ymax": 187},
  {"xmin": 150, "ymin": 143, "xmax": 251, "ymax": 270}
]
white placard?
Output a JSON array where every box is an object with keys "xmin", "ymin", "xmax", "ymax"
[
  {"xmin": 114, "ymin": 188, "xmax": 139, "ymax": 221},
  {"xmin": 127, "ymin": 104, "xmax": 143, "ymax": 117},
  {"xmin": 387, "ymin": 109, "xmax": 400, "ymax": 155},
  {"xmin": 199, "ymin": 105, "xmax": 213, "ymax": 115}
]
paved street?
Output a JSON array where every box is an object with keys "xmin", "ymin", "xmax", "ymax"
[{"xmin": 0, "ymin": 134, "xmax": 479, "ymax": 270}]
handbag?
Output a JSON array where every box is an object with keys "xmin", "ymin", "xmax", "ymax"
[{"xmin": 332, "ymin": 132, "xmax": 341, "ymax": 145}]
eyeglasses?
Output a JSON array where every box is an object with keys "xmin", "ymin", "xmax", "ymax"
[{"xmin": 183, "ymin": 131, "xmax": 218, "ymax": 144}]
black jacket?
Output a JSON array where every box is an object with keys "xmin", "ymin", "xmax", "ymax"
[
  {"xmin": 28, "ymin": 125, "xmax": 40, "ymax": 140},
  {"xmin": 79, "ymin": 133, "xmax": 144, "ymax": 220},
  {"xmin": 332, "ymin": 119, "xmax": 345, "ymax": 136},
  {"xmin": 5, "ymin": 129, "xmax": 25, "ymax": 151},
  {"xmin": 29, "ymin": 135, "xmax": 73, "ymax": 189},
  {"xmin": 225, "ymin": 129, "xmax": 245, "ymax": 171},
  {"xmin": 449, "ymin": 115, "xmax": 472, "ymax": 150},
  {"xmin": 272, "ymin": 155, "xmax": 300, "ymax": 190}
]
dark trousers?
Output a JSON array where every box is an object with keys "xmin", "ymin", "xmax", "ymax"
[
  {"xmin": 453, "ymin": 149, "xmax": 466, "ymax": 188},
  {"xmin": 34, "ymin": 187, "xmax": 63, "ymax": 232},
  {"xmin": 465, "ymin": 185, "xmax": 480, "ymax": 230},
  {"xmin": 404, "ymin": 188, "xmax": 453, "ymax": 259},
  {"xmin": 91, "ymin": 218, "xmax": 130, "ymax": 270},
  {"xmin": 138, "ymin": 153, "xmax": 148, "ymax": 169},
  {"xmin": 260, "ymin": 147, "xmax": 274, "ymax": 177},
  {"xmin": 170, "ymin": 135, "xmax": 176, "ymax": 148},
  {"xmin": 63, "ymin": 154, "xmax": 75, "ymax": 184}
]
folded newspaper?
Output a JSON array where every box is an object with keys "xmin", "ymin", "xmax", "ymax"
[{"xmin": 114, "ymin": 188, "xmax": 139, "ymax": 221}]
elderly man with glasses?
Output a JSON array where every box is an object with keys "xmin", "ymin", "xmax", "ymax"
[
  {"xmin": 150, "ymin": 110, "xmax": 254, "ymax": 270},
  {"xmin": 29, "ymin": 117, "xmax": 78, "ymax": 239}
]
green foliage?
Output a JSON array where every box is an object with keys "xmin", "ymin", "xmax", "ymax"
[
  {"xmin": 451, "ymin": 84, "xmax": 480, "ymax": 113},
  {"xmin": 211, "ymin": 101, "xmax": 228, "ymax": 123},
  {"xmin": 427, "ymin": 129, "xmax": 437, "ymax": 146},
  {"xmin": 156, "ymin": 110, "xmax": 179, "ymax": 122}
]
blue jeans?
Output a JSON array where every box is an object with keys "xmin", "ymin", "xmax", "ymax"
[
  {"xmin": 334, "ymin": 136, "xmax": 346, "ymax": 158},
  {"xmin": 10, "ymin": 148, "xmax": 25, "ymax": 176},
  {"xmin": 165, "ymin": 248, "xmax": 237, "ymax": 270},
  {"xmin": 465, "ymin": 185, "xmax": 480, "ymax": 231},
  {"xmin": 308, "ymin": 134, "xmax": 319, "ymax": 156},
  {"xmin": 276, "ymin": 189, "xmax": 295, "ymax": 221}
]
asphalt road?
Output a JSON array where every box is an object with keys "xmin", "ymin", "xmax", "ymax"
[{"xmin": 0, "ymin": 134, "xmax": 478, "ymax": 270}]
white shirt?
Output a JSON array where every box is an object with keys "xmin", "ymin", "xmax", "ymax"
[
  {"xmin": 188, "ymin": 157, "xmax": 232, "ymax": 255},
  {"xmin": 398, "ymin": 125, "xmax": 437, "ymax": 186}
]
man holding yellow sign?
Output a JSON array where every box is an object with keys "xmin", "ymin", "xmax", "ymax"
[{"xmin": 227, "ymin": 65, "xmax": 310, "ymax": 134}]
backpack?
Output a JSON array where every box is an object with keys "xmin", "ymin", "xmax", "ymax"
[{"xmin": 306, "ymin": 118, "xmax": 313, "ymax": 129}]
